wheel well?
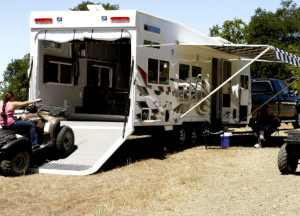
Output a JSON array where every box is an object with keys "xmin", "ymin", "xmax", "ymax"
[{"xmin": 2, "ymin": 137, "xmax": 32, "ymax": 156}]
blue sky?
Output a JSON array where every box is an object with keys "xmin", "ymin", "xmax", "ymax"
[{"xmin": 0, "ymin": 0, "xmax": 284, "ymax": 81}]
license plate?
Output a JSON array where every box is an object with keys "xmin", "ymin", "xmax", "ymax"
[{"xmin": 44, "ymin": 122, "xmax": 50, "ymax": 132}]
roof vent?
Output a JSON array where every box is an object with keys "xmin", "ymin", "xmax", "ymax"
[{"xmin": 87, "ymin": 5, "xmax": 105, "ymax": 11}]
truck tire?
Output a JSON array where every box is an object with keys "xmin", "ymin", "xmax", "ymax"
[
  {"xmin": 278, "ymin": 143, "xmax": 298, "ymax": 174},
  {"xmin": 56, "ymin": 126, "xmax": 75, "ymax": 155},
  {"xmin": 1, "ymin": 150, "xmax": 31, "ymax": 176},
  {"xmin": 292, "ymin": 111, "xmax": 300, "ymax": 129}
]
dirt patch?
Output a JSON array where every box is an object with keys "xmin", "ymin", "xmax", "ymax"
[{"xmin": 0, "ymin": 124, "xmax": 299, "ymax": 216}]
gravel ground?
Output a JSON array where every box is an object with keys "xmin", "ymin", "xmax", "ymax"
[{"xmin": 0, "ymin": 124, "xmax": 299, "ymax": 215}]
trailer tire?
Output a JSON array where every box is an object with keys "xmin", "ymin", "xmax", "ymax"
[
  {"xmin": 56, "ymin": 126, "xmax": 75, "ymax": 155},
  {"xmin": 174, "ymin": 126, "xmax": 188, "ymax": 151},
  {"xmin": 189, "ymin": 128, "xmax": 199, "ymax": 146},
  {"xmin": 278, "ymin": 143, "xmax": 298, "ymax": 174},
  {"xmin": 1, "ymin": 150, "xmax": 31, "ymax": 176}
]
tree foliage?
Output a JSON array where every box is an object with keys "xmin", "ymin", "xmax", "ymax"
[
  {"xmin": 209, "ymin": 0, "xmax": 300, "ymax": 84},
  {"xmin": 0, "ymin": 54, "xmax": 30, "ymax": 101},
  {"xmin": 70, "ymin": 1, "xmax": 119, "ymax": 11},
  {"xmin": 209, "ymin": 18, "xmax": 248, "ymax": 44},
  {"xmin": 248, "ymin": 0, "xmax": 300, "ymax": 82}
]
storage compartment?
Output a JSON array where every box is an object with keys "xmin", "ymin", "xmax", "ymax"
[{"xmin": 40, "ymin": 38, "xmax": 131, "ymax": 116}]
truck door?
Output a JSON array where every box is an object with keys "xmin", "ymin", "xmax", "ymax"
[
  {"xmin": 277, "ymin": 80, "xmax": 297, "ymax": 118},
  {"xmin": 251, "ymin": 80, "xmax": 280, "ymax": 117}
]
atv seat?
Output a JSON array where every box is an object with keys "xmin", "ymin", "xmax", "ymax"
[{"xmin": 0, "ymin": 128, "xmax": 16, "ymax": 136}]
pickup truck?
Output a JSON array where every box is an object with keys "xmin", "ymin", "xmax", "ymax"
[{"xmin": 250, "ymin": 78, "xmax": 300, "ymax": 130}]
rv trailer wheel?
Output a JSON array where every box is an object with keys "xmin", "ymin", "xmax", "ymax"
[
  {"xmin": 174, "ymin": 126, "xmax": 188, "ymax": 151},
  {"xmin": 189, "ymin": 128, "xmax": 199, "ymax": 146},
  {"xmin": 56, "ymin": 126, "xmax": 75, "ymax": 155}
]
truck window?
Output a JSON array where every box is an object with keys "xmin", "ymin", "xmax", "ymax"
[
  {"xmin": 251, "ymin": 81, "xmax": 273, "ymax": 94},
  {"xmin": 277, "ymin": 80, "xmax": 289, "ymax": 95}
]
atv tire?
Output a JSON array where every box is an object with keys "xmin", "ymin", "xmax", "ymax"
[
  {"xmin": 56, "ymin": 125, "xmax": 75, "ymax": 155},
  {"xmin": 278, "ymin": 143, "xmax": 298, "ymax": 175},
  {"xmin": 1, "ymin": 150, "xmax": 31, "ymax": 176}
]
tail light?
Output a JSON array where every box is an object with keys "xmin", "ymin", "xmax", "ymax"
[
  {"xmin": 111, "ymin": 17, "xmax": 130, "ymax": 23},
  {"xmin": 34, "ymin": 18, "xmax": 53, "ymax": 24}
]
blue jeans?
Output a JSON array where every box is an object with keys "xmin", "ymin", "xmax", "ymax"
[
  {"xmin": 257, "ymin": 124, "xmax": 277, "ymax": 138},
  {"xmin": 10, "ymin": 120, "xmax": 39, "ymax": 147}
]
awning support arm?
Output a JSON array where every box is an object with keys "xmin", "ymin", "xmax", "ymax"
[{"xmin": 176, "ymin": 46, "xmax": 272, "ymax": 121}]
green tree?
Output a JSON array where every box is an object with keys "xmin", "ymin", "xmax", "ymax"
[
  {"xmin": 209, "ymin": 0, "xmax": 300, "ymax": 83},
  {"xmin": 0, "ymin": 54, "xmax": 30, "ymax": 101},
  {"xmin": 209, "ymin": 18, "xmax": 248, "ymax": 44},
  {"xmin": 70, "ymin": 1, "xmax": 119, "ymax": 11},
  {"xmin": 247, "ymin": 0, "xmax": 300, "ymax": 81}
]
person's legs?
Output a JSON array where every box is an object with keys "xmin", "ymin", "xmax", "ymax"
[
  {"xmin": 11, "ymin": 120, "xmax": 39, "ymax": 147},
  {"xmin": 255, "ymin": 124, "xmax": 265, "ymax": 148}
]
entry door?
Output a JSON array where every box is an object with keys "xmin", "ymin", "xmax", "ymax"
[
  {"xmin": 212, "ymin": 59, "xmax": 234, "ymax": 124},
  {"xmin": 221, "ymin": 61, "xmax": 232, "ymax": 123},
  {"xmin": 211, "ymin": 58, "xmax": 219, "ymax": 123}
]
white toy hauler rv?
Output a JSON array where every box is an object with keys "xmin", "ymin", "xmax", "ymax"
[{"xmin": 28, "ymin": 6, "xmax": 300, "ymax": 175}]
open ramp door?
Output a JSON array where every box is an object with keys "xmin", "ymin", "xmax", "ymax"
[{"xmin": 31, "ymin": 121, "xmax": 129, "ymax": 175}]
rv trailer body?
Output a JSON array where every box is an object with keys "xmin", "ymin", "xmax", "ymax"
[{"xmin": 29, "ymin": 9, "xmax": 252, "ymax": 135}]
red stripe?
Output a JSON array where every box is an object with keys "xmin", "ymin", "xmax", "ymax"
[
  {"xmin": 137, "ymin": 65, "xmax": 152, "ymax": 88},
  {"xmin": 158, "ymin": 86, "xmax": 164, "ymax": 91}
]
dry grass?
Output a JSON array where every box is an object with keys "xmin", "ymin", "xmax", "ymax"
[{"xmin": 0, "ymin": 124, "xmax": 299, "ymax": 215}]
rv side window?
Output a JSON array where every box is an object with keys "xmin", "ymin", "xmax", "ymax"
[
  {"xmin": 178, "ymin": 64, "xmax": 190, "ymax": 102},
  {"xmin": 241, "ymin": 75, "xmax": 249, "ymax": 89},
  {"xmin": 44, "ymin": 55, "xmax": 73, "ymax": 84},
  {"xmin": 148, "ymin": 59, "xmax": 159, "ymax": 84},
  {"xmin": 144, "ymin": 40, "xmax": 160, "ymax": 49},
  {"xmin": 148, "ymin": 58, "xmax": 170, "ymax": 85},
  {"xmin": 159, "ymin": 61, "xmax": 169, "ymax": 85},
  {"xmin": 223, "ymin": 61, "xmax": 231, "ymax": 82},
  {"xmin": 191, "ymin": 66, "xmax": 202, "ymax": 102},
  {"xmin": 144, "ymin": 24, "xmax": 161, "ymax": 34}
]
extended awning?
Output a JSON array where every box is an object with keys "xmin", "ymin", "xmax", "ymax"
[
  {"xmin": 177, "ymin": 43, "xmax": 300, "ymax": 120},
  {"xmin": 179, "ymin": 43, "xmax": 300, "ymax": 67},
  {"xmin": 208, "ymin": 44, "xmax": 300, "ymax": 67}
]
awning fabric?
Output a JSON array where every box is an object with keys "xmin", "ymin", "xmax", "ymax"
[
  {"xmin": 180, "ymin": 43, "xmax": 300, "ymax": 67},
  {"xmin": 37, "ymin": 29, "xmax": 131, "ymax": 43},
  {"xmin": 207, "ymin": 45, "xmax": 300, "ymax": 67}
]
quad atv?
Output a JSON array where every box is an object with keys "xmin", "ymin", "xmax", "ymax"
[
  {"xmin": 278, "ymin": 130, "xmax": 300, "ymax": 174},
  {"xmin": 0, "ymin": 102, "xmax": 75, "ymax": 176}
]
